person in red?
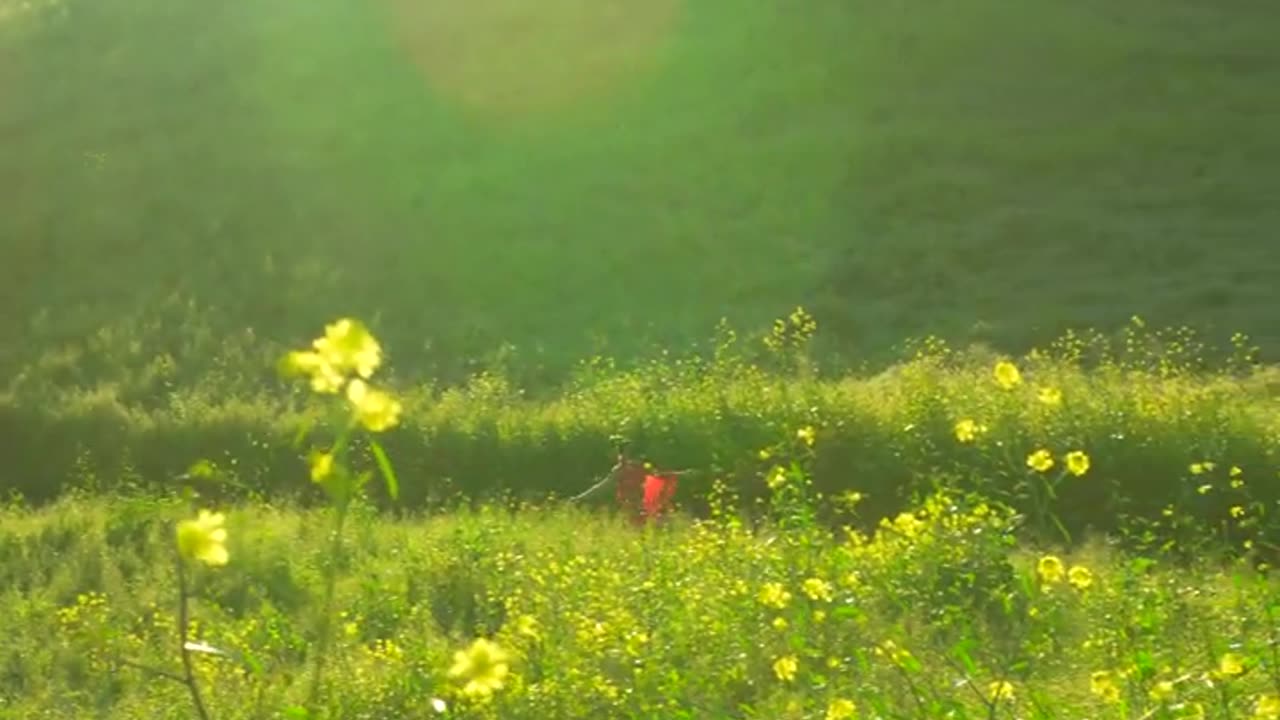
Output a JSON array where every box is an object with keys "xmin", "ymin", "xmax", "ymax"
[{"xmin": 571, "ymin": 449, "xmax": 684, "ymax": 527}]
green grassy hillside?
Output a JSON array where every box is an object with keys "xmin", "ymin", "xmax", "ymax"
[{"xmin": 1, "ymin": 0, "xmax": 1278, "ymax": 387}]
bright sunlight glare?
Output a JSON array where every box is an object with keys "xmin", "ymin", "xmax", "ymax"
[{"xmin": 380, "ymin": 0, "xmax": 682, "ymax": 119}]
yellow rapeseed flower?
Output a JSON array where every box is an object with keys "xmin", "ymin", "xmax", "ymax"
[
  {"xmin": 1150, "ymin": 680, "xmax": 1175, "ymax": 702},
  {"xmin": 1027, "ymin": 449, "xmax": 1055, "ymax": 473},
  {"xmin": 988, "ymin": 680, "xmax": 1015, "ymax": 702},
  {"xmin": 825, "ymin": 698, "xmax": 857, "ymax": 720},
  {"xmin": 1067, "ymin": 565, "xmax": 1094, "ymax": 590},
  {"xmin": 447, "ymin": 638, "xmax": 510, "ymax": 699},
  {"xmin": 283, "ymin": 350, "xmax": 346, "ymax": 394},
  {"xmin": 758, "ymin": 582, "xmax": 792, "ymax": 610},
  {"xmin": 176, "ymin": 510, "xmax": 229, "ymax": 567},
  {"xmin": 1218, "ymin": 653, "xmax": 1245, "ymax": 678},
  {"xmin": 1065, "ymin": 451, "xmax": 1090, "ymax": 477},
  {"xmin": 1231, "ymin": 506, "xmax": 1247, "ymax": 519},
  {"xmin": 1090, "ymin": 671, "xmax": 1121, "ymax": 703},
  {"xmin": 346, "ymin": 379, "xmax": 402, "ymax": 432},
  {"xmin": 1255, "ymin": 694, "xmax": 1280, "ymax": 719},
  {"xmin": 312, "ymin": 317, "xmax": 382, "ymax": 379},
  {"xmin": 310, "ymin": 451, "xmax": 334, "ymax": 483},
  {"xmin": 802, "ymin": 578, "xmax": 834, "ymax": 602},
  {"xmin": 1038, "ymin": 386, "xmax": 1063, "ymax": 406},
  {"xmin": 772, "ymin": 655, "xmax": 798, "ymax": 682},
  {"xmin": 1037, "ymin": 555, "xmax": 1065, "ymax": 584},
  {"xmin": 796, "ymin": 426, "xmax": 816, "ymax": 447},
  {"xmin": 994, "ymin": 360, "xmax": 1022, "ymax": 389},
  {"xmin": 954, "ymin": 418, "xmax": 986, "ymax": 443}
]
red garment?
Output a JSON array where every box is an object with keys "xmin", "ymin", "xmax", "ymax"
[{"xmin": 614, "ymin": 460, "xmax": 678, "ymax": 526}]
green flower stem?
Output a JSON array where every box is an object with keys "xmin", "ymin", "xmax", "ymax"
[
  {"xmin": 176, "ymin": 554, "xmax": 212, "ymax": 720},
  {"xmin": 306, "ymin": 420, "xmax": 358, "ymax": 710}
]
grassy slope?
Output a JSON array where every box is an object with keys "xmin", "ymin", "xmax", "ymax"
[{"xmin": 1, "ymin": 0, "xmax": 1278, "ymax": 386}]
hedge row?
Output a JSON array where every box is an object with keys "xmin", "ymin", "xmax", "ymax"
[{"xmin": 2, "ymin": 348, "xmax": 1277, "ymax": 542}]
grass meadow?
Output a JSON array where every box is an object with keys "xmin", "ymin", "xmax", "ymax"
[{"xmin": 3, "ymin": 0, "xmax": 1280, "ymax": 718}]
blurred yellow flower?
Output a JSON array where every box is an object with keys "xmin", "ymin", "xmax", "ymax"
[
  {"xmin": 954, "ymin": 418, "xmax": 987, "ymax": 443},
  {"xmin": 346, "ymin": 379, "xmax": 403, "ymax": 432},
  {"xmin": 309, "ymin": 451, "xmax": 334, "ymax": 483},
  {"xmin": 1231, "ymin": 506, "xmax": 1246, "ymax": 519},
  {"xmin": 1037, "ymin": 555, "xmax": 1065, "ymax": 584},
  {"xmin": 1027, "ymin": 449, "xmax": 1055, "ymax": 473},
  {"xmin": 988, "ymin": 680, "xmax": 1015, "ymax": 701},
  {"xmin": 766, "ymin": 466, "xmax": 788, "ymax": 490},
  {"xmin": 758, "ymin": 582, "xmax": 792, "ymax": 610},
  {"xmin": 1090, "ymin": 671, "xmax": 1121, "ymax": 703},
  {"xmin": 1190, "ymin": 462, "xmax": 1216, "ymax": 475},
  {"xmin": 1218, "ymin": 653, "xmax": 1245, "ymax": 678},
  {"xmin": 825, "ymin": 698, "xmax": 857, "ymax": 720},
  {"xmin": 1038, "ymin": 386, "xmax": 1063, "ymax": 406},
  {"xmin": 1255, "ymin": 694, "xmax": 1280, "ymax": 719},
  {"xmin": 1065, "ymin": 451, "xmax": 1091, "ymax": 477},
  {"xmin": 1197, "ymin": 484, "xmax": 1214, "ymax": 495},
  {"xmin": 796, "ymin": 426, "xmax": 816, "ymax": 447},
  {"xmin": 802, "ymin": 578, "xmax": 834, "ymax": 602},
  {"xmin": 1149, "ymin": 680, "xmax": 1176, "ymax": 702},
  {"xmin": 1068, "ymin": 565, "xmax": 1094, "ymax": 590},
  {"xmin": 176, "ymin": 510, "xmax": 229, "ymax": 567},
  {"xmin": 313, "ymin": 317, "xmax": 382, "ymax": 379},
  {"xmin": 448, "ymin": 638, "xmax": 510, "ymax": 698},
  {"xmin": 283, "ymin": 350, "xmax": 346, "ymax": 394},
  {"xmin": 994, "ymin": 360, "xmax": 1022, "ymax": 389},
  {"xmin": 772, "ymin": 616, "xmax": 788, "ymax": 630},
  {"xmin": 772, "ymin": 655, "xmax": 798, "ymax": 682}
]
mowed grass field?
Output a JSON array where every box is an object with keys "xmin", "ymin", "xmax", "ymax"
[{"xmin": 1, "ymin": 0, "xmax": 1278, "ymax": 388}]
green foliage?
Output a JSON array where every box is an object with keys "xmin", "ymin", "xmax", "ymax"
[
  {"xmin": 5, "ymin": 491, "xmax": 1280, "ymax": 719},
  {"xmin": 2, "ymin": 319, "xmax": 1277, "ymax": 547}
]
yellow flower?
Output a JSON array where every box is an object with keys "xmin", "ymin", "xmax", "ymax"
[
  {"xmin": 1190, "ymin": 462, "xmax": 1216, "ymax": 475},
  {"xmin": 796, "ymin": 426, "xmax": 816, "ymax": 447},
  {"xmin": 1067, "ymin": 565, "xmax": 1094, "ymax": 590},
  {"xmin": 1149, "ymin": 680, "xmax": 1176, "ymax": 702},
  {"xmin": 772, "ymin": 655, "xmax": 798, "ymax": 682},
  {"xmin": 447, "ymin": 638, "xmax": 510, "ymax": 698},
  {"xmin": 176, "ymin": 510, "xmax": 229, "ymax": 567},
  {"xmin": 825, "ymin": 698, "xmax": 857, "ymax": 720},
  {"xmin": 1065, "ymin": 451, "xmax": 1090, "ymax": 477},
  {"xmin": 766, "ymin": 466, "xmax": 788, "ymax": 490},
  {"xmin": 994, "ymin": 360, "xmax": 1022, "ymax": 389},
  {"xmin": 988, "ymin": 680, "xmax": 1015, "ymax": 701},
  {"xmin": 1255, "ymin": 694, "xmax": 1280, "ymax": 719},
  {"xmin": 1231, "ymin": 465, "xmax": 1244, "ymax": 478},
  {"xmin": 346, "ymin": 379, "xmax": 402, "ymax": 432},
  {"xmin": 282, "ymin": 350, "xmax": 346, "ymax": 394},
  {"xmin": 1027, "ymin": 449, "xmax": 1055, "ymax": 473},
  {"xmin": 1218, "ymin": 653, "xmax": 1245, "ymax": 678},
  {"xmin": 1231, "ymin": 506, "xmax": 1246, "ymax": 519},
  {"xmin": 758, "ymin": 582, "xmax": 792, "ymax": 610},
  {"xmin": 1090, "ymin": 671, "xmax": 1120, "ymax": 703},
  {"xmin": 954, "ymin": 418, "xmax": 986, "ymax": 443},
  {"xmin": 310, "ymin": 451, "xmax": 334, "ymax": 483},
  {"xmin": 802, "ymin": 578, "xmax": 834, "ymax": 602},
  {"xmin": 312, "ymin": 317, "xmax": 382, "ymax": 379},
  {"xmin": 1037, "ymin": 555, "xmax": 1065, "ymax": 584},
  {"xmin": 772, "ymin": 616, "xmax": 788, "ymax": 630},
  {"xmin": 1038, "ymin": 386, "xmax": 1063, "ymax": 406},
  {"xmin": 1197, "ymin": 484, "xmax": 1213, "ymax": 495}
]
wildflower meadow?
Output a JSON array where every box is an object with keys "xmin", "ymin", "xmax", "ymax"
[{"xmin": 1, "ymin": 314, "xmax": 1279, "ymax": 719}]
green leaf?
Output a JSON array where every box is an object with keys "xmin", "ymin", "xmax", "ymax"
[
  {"xmin": 283, "ymin": 706, "xmax": 311, "ymax": 720},
  {"xmin": 370, "ymin": 440, "xmax": 399, "ymax": 500}
]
